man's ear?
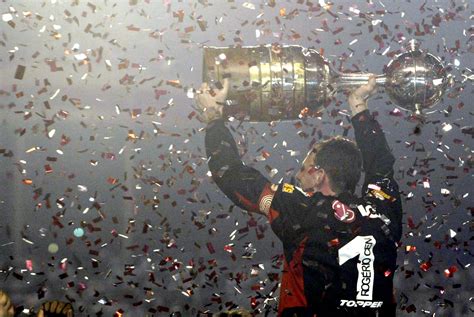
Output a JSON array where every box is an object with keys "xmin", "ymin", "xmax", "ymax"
[{"xmin": 314, "ymin": 169, "xmax": 325, "ymax": 185}]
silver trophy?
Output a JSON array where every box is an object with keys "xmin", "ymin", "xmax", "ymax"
[{"xmin": 202, "ymin": 40, "xmax": 448, "ymax": 121}]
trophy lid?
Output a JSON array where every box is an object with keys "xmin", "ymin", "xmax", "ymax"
[{"xmin": 404, "ymin": 39, "xmax": 421, "ymax": 52}]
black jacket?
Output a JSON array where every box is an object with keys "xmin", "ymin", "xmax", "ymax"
[{"xmin": 205, "ymin": 110, "xmax": 402, "ymax": 317}]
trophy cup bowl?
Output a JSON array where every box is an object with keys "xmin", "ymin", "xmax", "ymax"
[{"xmin": 384, "ymin": 42, "xmax": 448, "ymax": 114}]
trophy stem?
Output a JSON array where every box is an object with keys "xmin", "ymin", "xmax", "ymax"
[{"xmin": 333, "ymin": 72, "xmax": 386, "ymax": 90}]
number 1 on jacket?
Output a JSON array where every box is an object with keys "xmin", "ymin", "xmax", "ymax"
[{"xmin": 338, "ymin": 235, "xmax": 376, "ymax": 300}]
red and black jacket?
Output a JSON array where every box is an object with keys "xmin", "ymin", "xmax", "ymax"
[{"xmin": 205, "ymin": 110, "xmax": 402, "ymax": 317}]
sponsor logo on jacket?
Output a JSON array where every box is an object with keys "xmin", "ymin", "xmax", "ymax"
[
  {"xmin": 340, "ymin": 300, "xmax": 384, "ymax": 308},
  {"xmin": 332, "ymin": 200, "xmax": 356, "ymax": 223}
]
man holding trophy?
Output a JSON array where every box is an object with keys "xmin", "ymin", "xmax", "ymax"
[{"xmin": 196, "ymin": 70, "xmax": 402, "ymax": 316}]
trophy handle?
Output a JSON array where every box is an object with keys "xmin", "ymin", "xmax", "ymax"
[{"xmin": 334, "ymin": 72, "xmax": 386, "ymax": 90}]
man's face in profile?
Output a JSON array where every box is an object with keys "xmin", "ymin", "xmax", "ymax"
[{"xmin": 296, "ymin": 150, "xmax": 321, "ymax": 193}]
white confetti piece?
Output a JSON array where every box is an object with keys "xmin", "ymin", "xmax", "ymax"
[
  {"xmin": 74, "ymin": 53, "xmax": 87, "ymax": 61},
  {"xmin": 2, "ymin": 13, "xmax": 13, "ymax": 22},
  {"xmin": 423, "ymin": 180, "xmax": 430, "ymax": 188},
  {"xmin": 242, "ymin": 2, "xmax": 255, "ymax": 10},
  {"xmin": 50, "ymin": 89, "xmax": 60, "ymax": 100},
  {"xmin": 22, "ymin": 238, "xmax": 34, "ymax": 245},
  {"xmin": 269, "ymin": 168, "xmax": 278, "ymax": 178},
  {"xmin": 442, "ymin": 123, "xmax": 452, "ymax": 132},
  {"xmin": 186, "ymin": 88, "xmax": 195, "ymax": 99},
  {"xmin": 349, "ymin": 7, "xmax": 360, "ymax": 15}
]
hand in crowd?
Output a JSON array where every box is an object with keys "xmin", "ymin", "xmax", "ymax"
[
  {"xmin": 37, "ymin": 301, "xmax": 74, "ymax": 317},
  {"xmin": 0, "ymin": 290, "xmax": 14, "ymax": 317}
]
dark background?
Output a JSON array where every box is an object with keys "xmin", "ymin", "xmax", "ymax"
[{"xmin": 0, "ymin": 0, "xmax": 472, "ymax": 315}]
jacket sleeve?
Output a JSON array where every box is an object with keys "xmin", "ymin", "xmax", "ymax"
[
  {"xmin": 205, "ymin": 119, "xmax": 274, "ymax": 216},
  {"xmin": 351, "ymin": 110, "xmax": 402, "ymax": 241}
]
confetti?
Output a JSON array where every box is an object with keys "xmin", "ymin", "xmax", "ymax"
[
  {"xmin": 48, "ymin": 243, "xmax": 59, "ymax": 254},
  {"xmin": 0, "ymin": 1, "xmax": 471, "ymax": 316},
  {"xmin": 2, "ymin": 13, "xmax": 13, "ymax": 22},
  {"xmin": 73, "ymin": 228, "xmax": 85, "ymax": 237},
  {"xmin": 14, "ymin": 65, "xmax": 26, "ymax": 79},
  {"xmin": 242, "ymin": 2, "xmax": 256, "ymax": 10},
  {"xmin": 25, "ymin": 260, "xmax": 33, "ymax": 271}
]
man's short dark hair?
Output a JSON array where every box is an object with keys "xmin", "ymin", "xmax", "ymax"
[{"xmin": 312, "ymin": 137, "xmax": 362, "ymax": 194}]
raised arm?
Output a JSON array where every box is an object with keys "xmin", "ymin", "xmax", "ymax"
[
  {"xmin": 195, "ymin": 80, "xmax": 275, "ymax": 218},
  {"xmin": 347, "ymin": 76, "xmax": 402, "ymax": 241},
  {"xmin": 347, "ymin": 76, "xmax": 395, "ymax": 186}
]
